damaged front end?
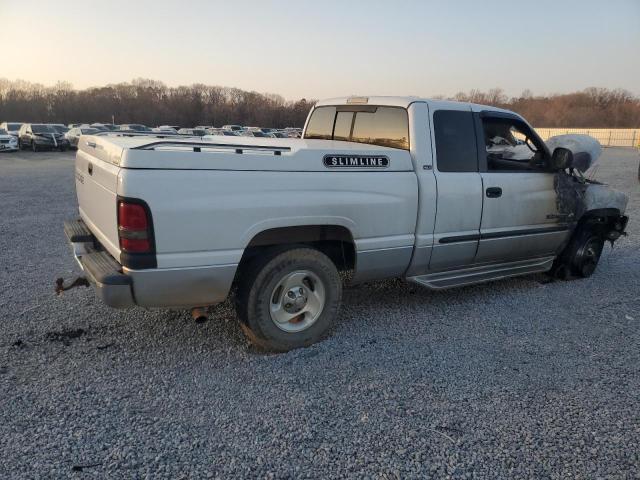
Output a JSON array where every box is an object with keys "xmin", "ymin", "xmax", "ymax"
[
  {"xmin": 547, "ymin": 134, "xmax": 629, "ymax": 277},
  {"xmin": 549, "ymin": 134, "xmax": 629, "ymax": 229}
]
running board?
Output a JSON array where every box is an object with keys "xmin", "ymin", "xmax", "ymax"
[{"xmin": 408, "ymin": 256, "xmax": 555, "ymax": 290}]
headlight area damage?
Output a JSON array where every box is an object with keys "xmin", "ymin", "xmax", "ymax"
[{"xmin": 548, "ymin": 134, "xmax": 629, "ymax": 278}]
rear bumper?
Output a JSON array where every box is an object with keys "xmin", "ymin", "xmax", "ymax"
[
  {"xmin": 65, "ymin": 219, "xmax": 135, "ymax": 308},
  {"xmin": 64, "ymin": 218, "xmax": 237, "ymax": 309}
]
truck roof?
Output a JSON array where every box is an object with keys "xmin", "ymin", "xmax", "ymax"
[{"xmin": 315, "ymin": 96, "xmax": 515, "ymax": 115}]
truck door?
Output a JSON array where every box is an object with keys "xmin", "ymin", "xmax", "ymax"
[
  {"xmin": 428, "ymin": 106, "xmax": 483, "ymax": 270},
  {"xmin": 474, "ymin": 112, "xmax": 571, "ymax": 263}
]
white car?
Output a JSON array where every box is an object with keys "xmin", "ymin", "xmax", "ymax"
[
  {"xmin": 152, "ymin": 126, "xmax": 178, "ymax": 134},
  {"xmin": 0, "ymin": 122, "xmax": 23, "ymax": 139},
  {"xmin": 0, "ymin": 128, "xmax": 19, "ymax": 152},
  {"xmin": 222, "ymin": 125, "xmax": 244, "ymax": 132}
]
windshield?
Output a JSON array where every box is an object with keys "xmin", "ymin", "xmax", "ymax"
[
  {"xmin": 0, "ymin": 128, "xmax": 7, "ymax": 135},
  {"xmin": 52, "ymin": 125, "xmax": 69, "ymax": 133},
  {"xmin": 7, "ymin": 123, "xmax": 22, "ymax": 130},
  {"xmin": 80, "ymin": 128, "xmax": 99, "ymax": 134},
  {"xmin": 32, "ymin": 124, "xmax": 57, "ymax": 134}
]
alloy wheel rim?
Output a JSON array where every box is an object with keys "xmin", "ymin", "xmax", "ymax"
[{"xmin": 269, "ymin": 270, "xmax": 325, "ymax": 333}]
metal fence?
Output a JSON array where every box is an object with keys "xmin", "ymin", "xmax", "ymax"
[{"xmin": 534, "ymin": 128, "xmax": 640, "ymax": 148}]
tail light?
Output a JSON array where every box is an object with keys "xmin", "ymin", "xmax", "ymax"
[{"xmin": 117, "ymin": 198, "xmax": 154, "ymax": 255}]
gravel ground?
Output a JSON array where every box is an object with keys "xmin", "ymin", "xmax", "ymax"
[{"xmin": 0, "ymin": 148, "xmax": 639, "ymax": 479}]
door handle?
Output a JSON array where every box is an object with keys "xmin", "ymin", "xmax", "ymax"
[
  {"xmin": 87, "ymin": 162, "xmax": 93, "ymax": 175},
  {"xmin": 486, "ymin": 187, "xmax": 502, "ymax": 198}
]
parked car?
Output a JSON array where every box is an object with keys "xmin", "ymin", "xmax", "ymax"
[
  {"xmin": 89, "ymin": 123, "xmax": 112, "ymax": 132},
  {"xmin": 206, "ymin": 128, "xmax": 238, "ymax": 137},
  {"xmin": 0, "ymin": 128, "xmax": 19, "ymax": 152},
  {"xmin": 177, "ymin": 128, "xmax": 206, "ymax": 136},
  {"xmin": 65, "ymin": 127, "xmax": 101, "ymax": 149},
  {"xmin": 120, "ymin": 124, "xmax": 151, "ymax": 132},
  {"xmin": 268, "ymin": 132, "xmax": 288, "ymax": 138},
  {"xmin": 62, "ymin": 96, "xmax": 629, "ymax": 352},
  {"xmin": 68, "ymin": 123, "xmax": 83, "ymax": 128},
  {"xmin": 222, "ymin": 125, "xmax": 244, "ymax": 132},
  {"xmin": 0, "ymin": 122, "xmax": 23, "ymax": 138},
  {"xmin": 50, "ymin": 124, "xmax": 70, "ymax": 134},
  {"xmin": 152, "ymin": 126, "xmax": 178, "ymax": 134},
  {"xmin": 240, "ymin": 130, "xmax": 268, "ymax": 137},
  {"xmin": 18, "ymin": 123, "xmax": 70, "ymax": 151},
  {"xmin": 155, "ymin": 125, "xmax": 179, "ymax": 133}
]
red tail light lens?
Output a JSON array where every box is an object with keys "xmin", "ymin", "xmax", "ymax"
[
  {"xmin": 118, "ymin": 201, "xmax": 152, "ymax": 253},
  {"xmin": 118, "ymin": 202, "xmax": 148, "ymax": 230}
]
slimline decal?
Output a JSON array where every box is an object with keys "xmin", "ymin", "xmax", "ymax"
[{"xmin": 323, "ymin": 154, "xmax": 389, "ymax": 168}]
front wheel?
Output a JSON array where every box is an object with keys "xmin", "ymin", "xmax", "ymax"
[
  {"xmin": 235, "ymin": 247, "xmax": 342, "ymax": 352},
  {"xmin": 554, "ymin": 227, "xmax": 605, "ymax": 279}
]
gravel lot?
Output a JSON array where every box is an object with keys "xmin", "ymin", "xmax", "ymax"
[{"xmin": 0, "ymin": 148, "xmax": 638, "ymax": 479}]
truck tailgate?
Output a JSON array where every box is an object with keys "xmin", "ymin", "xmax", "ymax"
[{"xmin": 75, "ymin": 137, "xmax": 123, "ymax": 261}]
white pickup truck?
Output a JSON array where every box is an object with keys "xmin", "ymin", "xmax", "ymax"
[{"xmin": 63, "ymin": 96, "xmax": 629, "ymax": 351}]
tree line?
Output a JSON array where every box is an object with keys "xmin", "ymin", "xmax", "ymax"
[
  {"xmin": 0, "ymin": 78, "xmax": 314, "ymax": 128},
  {"xmin": 450, "ymin": 87, "xmax": 640, "ymax": 128},
  {"xmin": 1, "ymin": 78, "xmax": 639, "ymax": 128}
]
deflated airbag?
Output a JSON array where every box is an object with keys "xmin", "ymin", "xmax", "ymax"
[{"xmin": 546, "ymin": 134, "xmax": 602, "ymax": 172}]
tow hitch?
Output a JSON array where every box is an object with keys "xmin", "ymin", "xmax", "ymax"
[{"xmin": 55, "ymin": 276, "xmax": 90, "ymax": 295}]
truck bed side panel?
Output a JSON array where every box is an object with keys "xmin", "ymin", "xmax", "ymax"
[{"xmin": 118, "ymin": 169, "xmax": 419, "ymax": 279}]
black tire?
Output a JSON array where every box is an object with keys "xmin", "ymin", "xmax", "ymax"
[
  {"xmin": 235, "ymin": 247, "xmax": 342, "ymax": 352},
  {"xmin": 17, "ymin": 139, "xmax": 22, "ymax": 150},
  {"xmin": 32, "ymin": 140, "xmax": 38, "ymax": 152},
  {"xmin": 556, "ymin": 227, "xmax": 605, "ymax": 279}
]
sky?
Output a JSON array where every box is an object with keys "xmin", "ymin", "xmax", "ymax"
[{"xmin": 1, "ymin": 0, "xmax": 638, "ymax": 100}]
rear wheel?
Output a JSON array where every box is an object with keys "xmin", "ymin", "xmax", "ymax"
[{"xmin": 235, "ymin": 247, "xmax": 342, "ymax": 352}]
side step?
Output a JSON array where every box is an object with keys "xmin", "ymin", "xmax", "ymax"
[{"xmin": 408, "ymin": 256, "xmax": 555, "ymax": 290}]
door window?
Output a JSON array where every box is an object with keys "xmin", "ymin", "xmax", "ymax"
[
  {"xmin": 481, "ymin": 118, "xmax": 547, "ymax": 171},
  {"xmin": 433, "ymin": 110, "xmax": 478, "ymax": 172}
]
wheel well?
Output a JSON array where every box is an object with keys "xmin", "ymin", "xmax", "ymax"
[
  {"xmin": 575, "ymin": 209, "xmax": 628, "ymax": 240},
  {"xmin": 238, "ymin": 225, "xmax": 356, "ymax": 274}
]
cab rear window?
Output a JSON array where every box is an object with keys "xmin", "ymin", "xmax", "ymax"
[{"xmin": 304, "ymin": 106, "xmax": 409, "ymax": 150}]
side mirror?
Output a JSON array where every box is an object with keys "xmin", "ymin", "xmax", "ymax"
[{"xmin": 551, "ymin": 147, "xmax": 573, "ymax": 170}]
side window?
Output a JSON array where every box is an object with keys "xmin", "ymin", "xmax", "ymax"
[
  {"xmin": 433, "ymin": 110, "xmax": 477, "ymax": 172},
  {"xmin": 304, "ymin": 106, "xmax": 336, "ymax": 140},
  {"xmin": 482, "ymin": 118, "xmax": 546, "ymax": 172}
]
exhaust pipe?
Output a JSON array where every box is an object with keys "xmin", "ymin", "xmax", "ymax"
[{"xmin": 191, "ymin": 307, "xmax": 208, "ymax": 324}]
